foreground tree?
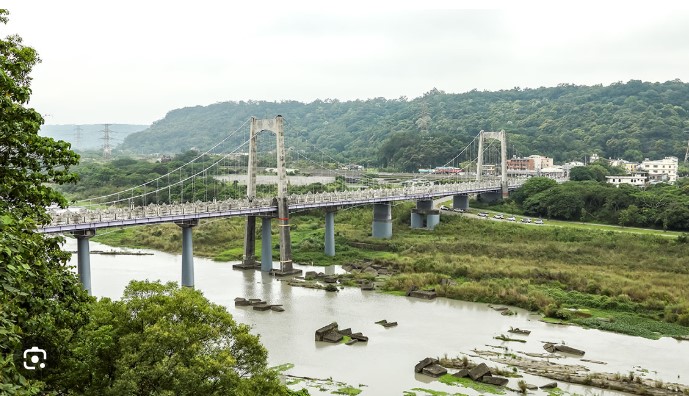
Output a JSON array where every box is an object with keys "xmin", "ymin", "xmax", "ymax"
[
  {"xmin": 63, "ymin": 281, "xmax": 290, "ymax": 396},
  {"xmin": 0, "ymin": 8, "xmax": 90, "ymax": 395}
]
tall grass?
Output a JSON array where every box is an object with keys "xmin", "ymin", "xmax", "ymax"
[{"xmin": 93, "ymin": 203, "xmax": 689, "ymax": 336}]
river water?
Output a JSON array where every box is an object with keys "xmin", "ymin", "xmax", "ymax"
[{"xmin": 63, "ymin": 238, "xmax": 689, "ymax": 395}]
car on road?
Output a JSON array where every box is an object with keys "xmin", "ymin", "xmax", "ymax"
[
  {"xmin": 507, "ymin": 216, "xmax": 516, "ymax": 222},
  {"xmin": 493, "ymin": 213, "xmax": 504, "ymax": 219},
  {"xmin": 440, "ymin": 205, "xmax": 451, "ymax": 211},
  {"xmin": 521, "ymin": 218, "xmax": 532, "ymax": 223},
  {"xmin": 453, "ymin": 208, "xmax": 465, "ymax": 213},
  {"xmin": 534, "ymin": 218, "xmax": 544, "ymax": 224},
  {"xmin": 477, "ymin": 212, "xmax": 488, "ymax": 217}
]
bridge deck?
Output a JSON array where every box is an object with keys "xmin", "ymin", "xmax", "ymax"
[{"xmin": 39, "ymin": 179, "xmax": 548, "ymax": 234}]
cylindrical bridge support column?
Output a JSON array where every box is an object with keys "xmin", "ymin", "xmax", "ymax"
[
  {"xmin": 372, "ymin": 202, "xmax": 392, "ymax": 239},
  {"xmin": 410, "ymin": 212, "xmax": 423, "ymax": 229},
  {"xmin": 325, "ymin": 210, "xmax": 335, "ymax": 257},
  {"xmin": 261, "ymin": 217, "xmax": 273, "ymax": 272},
  {"xmin": 176, "ymin": 219, "xmax": 198, "ymax": 288},
  {"xmin": 426, "ymin": 213, "xmax": 440, "ymax": 230},
  {"xmin": 453, "ymin": 194, "xmax": 469, "ymax": 211},
  {"xmin": 74, "ymin": 229, "xmax": 96, "ymax": 296},
  {"xmin": 242, "ymin": 216, "xmax": 257, "ymax": 267}
]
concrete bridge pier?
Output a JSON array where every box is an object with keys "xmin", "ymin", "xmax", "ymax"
[
  {"xmin": 372, "ymin": 202, "xmax": 392, "ymax": 238},
  {"xmin": 324, "ymin": 209, "xmax": 335, "ymax": 256},
  {"xmin": 410, "ymin": 199, "xmax": 440, "ymax": 230},
  {"xmin": 272, "ymin": 197, "xmax": 301, "ymax": 276},
  {"xmin": 453, "ymin": 194, "xmax": 469, "ymax": 211},
  {"xmin": 261, "ymin": 216, "xmax": 273, "ymax": 272},
  {"xmin": 176, "ymin": 219, "xmax": 198, "ymax": 288},
  {"xmin": 73, "ymin": 229, "xmax": 96, "ymax": 295},
  {"xmin": 236, "ymin": 216, "xmax": 259, "ymax": 269}
]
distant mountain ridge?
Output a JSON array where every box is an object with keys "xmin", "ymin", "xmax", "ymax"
[
  {"xmin": 40, "ymin": 124, "xmax": 148, "ymax": 151},
  {"xmin": 120, "ymin": 80, "xmax": 689, "ymax": 171}
]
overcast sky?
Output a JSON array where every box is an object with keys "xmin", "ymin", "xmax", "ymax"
[{"xmin": 5, "ymin": 1, "xmax": 689, "ymax": 125}]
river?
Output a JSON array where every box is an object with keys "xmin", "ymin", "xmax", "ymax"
[{"xmin": 63, "ymin": 238, "xmax": 689, "ymax": 395}]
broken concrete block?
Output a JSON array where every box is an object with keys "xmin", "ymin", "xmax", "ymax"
[
  {"xmin": 415, "ymin": 357, "xmax": 438, "ymax": 373},
  {"xmin": 468, "ymin": 363, "xmax": 491, "ymax": 381},
  {"xmin": 422, "ymin": 364, "xmax": 447, "ymax": 377},
  {"xmin": 315, "ymin": 322, "xmax": 339, "ymax": 341},
  {"xmin": 481, "ymin": 375, "xmax": 509, "ymax": 386},
  {"xmin": 452, "ymin": 369, "xmax": 469, "ymax": 378}
]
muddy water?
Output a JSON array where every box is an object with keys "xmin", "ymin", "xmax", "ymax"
[{"xmin": 64, "ymin": 238, "xmax": 689, "ymax": 395}]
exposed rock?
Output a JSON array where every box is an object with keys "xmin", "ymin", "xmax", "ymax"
[
  {"xmin": 422, "ymin": 364, "xmax": 448, "ymax": 377},
  {"xmin": 304, "ymin": 271, "xmax": 317, "ymax": 280},
  {"xmin": 338, "ymin": 328, "xmax": 353, "ymax": 336},
  {"xmin": 409, "ymin": 290, "xmax": 437, "ymax": 300},
  {"xmin": 481, "ymin": 375, "xmax": 509, "ymax": 386},
  {"xmin": 383, "ymin": 321, "xmax": 398, "ymax": 328},
  {"xmin": 543, "ymin": 343, "xmax": 585, "ymax": 356},
  {"xmin": 249, "ymin": 299, "xmax": 264, "ymax": 305},
  {"xmin": 325, "ymin": 284, "xmax": 339, "ymax": 292},
  {"xmin": 452, "ymin": 369, "xmax": 469, "ymax": 378},
  {"xmin": 363, "ymin": 267, "xmax": 378, "ymax": 275},
  {"xmin": 540, "ymin": 382, "xmax": 558, "ymax": 389},
  {"xmin": 252, "ymin": 303, "xmax": 271, "ymax": 311},
  {"xmin": 468, "ymin": 363, "xmax": 491, "ymax": 381},
  {"xmin": 361, "ymin": 282, "xmax": 375, "ymax": 291},
  {"xmin": 439, "ymin": 278, "xmax": 456, "ymax": 286},
  {"xmin": 406, "ymin": 286, "xmax": 418, "ymax": 296},
  {"xmin": 323, "ymin": 276, "xmax": 337, "ymax": 284},
  {"xmin": 415, "ymin": 357, "xmax": 439, "ymax": 373},
  {"xmin": 345, "ymin": 338, "xmax": 359, "ymax": 345},
  {"xmin": 508, "ymin": 327, "xmax": 531, "ymax": 335},
  {"xmin": 270, "ymin": 305, "xmax": 285, "ymax": 312},
  {"xmin": 375, "ymin": 319, "xmax": 388, "ymax": 325},
  {"xmin": 526, "ymin": 384, "xmax": 538, "ymax": 390},
  {"xmin": 234, "ymin": 297, "xmax": 250, "ymax": 307},
  {"xmin": 315, "ymin": 322, "xmax": 339, "ymax": 341},
  {"xmin": 322, "ymin": 331, "xmax": 343, "ymax": 343},
  {"xmin": 350, "ymin": 332, "xmax": 368, "ymax": 342}
]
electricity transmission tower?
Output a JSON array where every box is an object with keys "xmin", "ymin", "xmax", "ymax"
[{"xmin": 101, "ymin": 124, "xmax": 112, "ymax": 160}]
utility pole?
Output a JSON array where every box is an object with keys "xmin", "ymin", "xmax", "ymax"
[{"xmin": 101, "ymin": 124, "xmax": 112, "ymax": 160}]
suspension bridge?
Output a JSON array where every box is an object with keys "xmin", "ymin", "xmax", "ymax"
[{"xmin": 40, "ymin": 116, "xmax": 563, "ymax": 294}]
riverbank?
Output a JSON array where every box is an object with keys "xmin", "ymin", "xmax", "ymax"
[{"xmin": 91, "ymin": 203, "xmax": 689, "ymax": 339}]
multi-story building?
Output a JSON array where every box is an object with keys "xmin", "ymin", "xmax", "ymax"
[
  {"xmin": 605, "ymin": 171, "xmax": 649, "ymax": 187},
  {"xmin": 507, "ymin": 155, "xmax": 553, "ymax": 172},
  {"xmin": 609, "ymin": 159, "xmax": 638, "ymax": 173},
  {"xmin": 639, "ymin": 156, "xmax": 678, "ymax": 184}
]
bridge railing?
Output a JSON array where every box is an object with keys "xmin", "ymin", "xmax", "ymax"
[{"xmin": 44, "ymin": 177, "xmax": 546, "ymax": 229}]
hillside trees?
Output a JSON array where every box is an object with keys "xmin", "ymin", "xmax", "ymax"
[
  {"xmin": 0, "ymin": 9, "xmax": 91, "ymax": 394},
  {"xmin": 120, "ymin": 81, "xmax": 689, "ymax": 172}
]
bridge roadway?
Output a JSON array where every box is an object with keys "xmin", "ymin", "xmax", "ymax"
[{"xmin": 39, "ymin": 179, "xmax": 534, "ymax": 234}]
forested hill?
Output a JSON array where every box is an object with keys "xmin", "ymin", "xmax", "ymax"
[{"xmin": 120, "ymin": 80, "xmax": 689, "ymax": 171}]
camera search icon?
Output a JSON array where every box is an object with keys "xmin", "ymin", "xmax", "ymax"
[{"xmin": 23, "ymin": 347, "xmax": 47, "ymax": 370}]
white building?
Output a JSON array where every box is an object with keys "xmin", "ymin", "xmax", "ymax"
[
  {"xmin": 639, "ymin": 156, "xmax": 678, "ymax": 184},
  {"xmin": 606, "ymin": 172, "xmax": 648, "ymax": 187}
]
